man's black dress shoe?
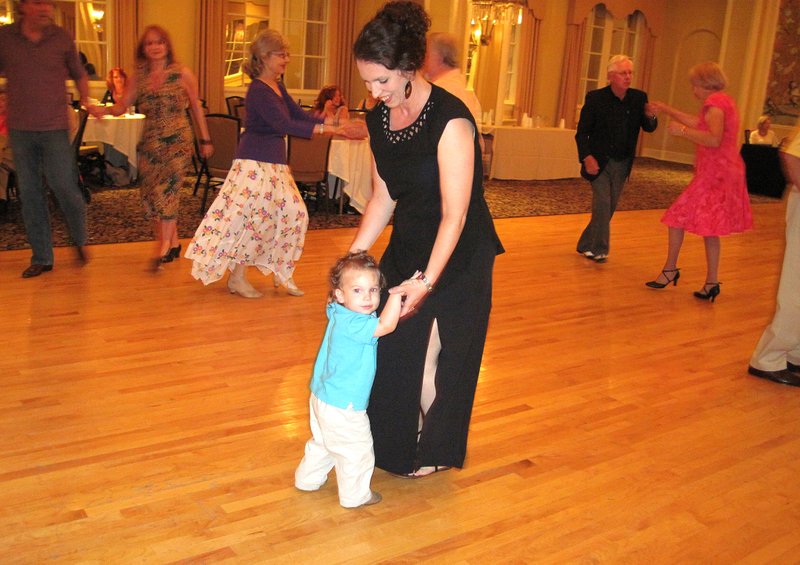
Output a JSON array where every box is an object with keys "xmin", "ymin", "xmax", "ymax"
[
  {"xmin": 787, "ymin": 361, "xmax": 800, "ymax": 374},
  {"xmin": 748, "ymin": 365, "xmax": 800, "ymax": 387},
  {"xmin": 76, "ymin": 245, "xmax": 89, "ymax": 265},
  {"xmin": 21, "ymin": 264, "xmax": 53, "ymax": 278}
]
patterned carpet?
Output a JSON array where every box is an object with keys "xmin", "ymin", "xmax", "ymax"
[{"xmin": 0, "ymin": 157, "xmax": 779, "ymax": 250}]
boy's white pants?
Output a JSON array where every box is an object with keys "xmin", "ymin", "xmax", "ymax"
[{"xmin": 295, "ymin": 394, "xmax": 375, "ymax": 508}]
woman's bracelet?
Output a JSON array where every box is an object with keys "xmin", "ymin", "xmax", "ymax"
[
  {"xmin": 319, "ymin": 123, "xmax": 324, "ymax": 134},
  {"xmin": 199, "ymin": 139, "xmax": 212, "ymax": 145},
  {"xmin": 416, "ymin": 272, "xmax": 434, "ymax": 293}
]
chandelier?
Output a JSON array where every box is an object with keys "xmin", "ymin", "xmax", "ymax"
[{"xmin": 471, "ymin": 0, "xmax": 526, "ymax": 46}]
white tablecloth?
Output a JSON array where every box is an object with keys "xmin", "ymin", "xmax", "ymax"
[
  {"xmin": 487, "ymin": 126, "xmax": 580, "ymax": 180},
  {"xmin": 328, "ymin": 138, "xmax": 373, "ymax": 213},
  {"xmin": 83, "ymin": 114, "xmax": 146, "ymax": 174}
]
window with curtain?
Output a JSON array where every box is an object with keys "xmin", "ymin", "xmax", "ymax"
[
  {"xmin": 465, "ymin": 29, "xmax": 479, "ymax": 91},
  {"xmin": 282, "ymin": 0, "xmax": 327, "ymax": 91},
  {"xmin": 578, "ymin": 4, "xmax": 645, "ymax": 103},
  {"xmin": 0, "ymin": 1, "xmax": 12, "ymax": 25},
  {"xmin": 0, "ymin": 1, "xmax": 112, "ymax": 81},
  {"xmin": 224, "ymin": 0, "xmax": 271, "ymax": 87},
  {"xmin": 222, "ymin": 0, "xmax": 328, "ymax": 92},
  {"xmin": 503, "ymin": 15, "xmax": 521, "ymax": 103},
  {"xmin": 465, "ymin": 2, "xmax": 524, "ymax": 123}
]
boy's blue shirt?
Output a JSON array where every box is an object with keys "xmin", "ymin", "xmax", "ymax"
[{"xmin": 310, "ymin": 302, "xmax": 380, "ymax": 410}]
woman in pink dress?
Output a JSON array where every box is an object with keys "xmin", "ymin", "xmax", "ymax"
[{"xmin": 645, "ymin": 62, "xmax": 752, "ymax": 302}]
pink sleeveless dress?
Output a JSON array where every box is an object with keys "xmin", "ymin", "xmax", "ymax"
[{"xmin": 661, "ymin": 92, "xmax": 753, "ymax": 236}]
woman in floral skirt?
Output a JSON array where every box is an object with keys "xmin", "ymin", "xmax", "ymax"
[{"xmin": 187, "ymin": 29, "xmax": 353, "ymax": 298}]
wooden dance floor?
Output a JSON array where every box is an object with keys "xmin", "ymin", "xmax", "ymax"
[{"xmin": 2, "ymin": 202, "xmax": 799, "ymax": 563}]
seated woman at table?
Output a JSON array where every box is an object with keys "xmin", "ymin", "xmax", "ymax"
[
  {"xmin": 356, "ymin": 91, "xmax": 378, "ymax": 112},
  {"xmin": 101, "ymin": 67, "xmax": 128, "ymax": 105},
  {"xmin": 749, "ymin": 114, "xmax": 779, "ymax": 146},
  {"xmin": 186, "ymin": 29, "xmax": 360, "ymax": 298},
  {"xmin": 310, "ymin": 85, "xmax": 350, "ymax": 124}
]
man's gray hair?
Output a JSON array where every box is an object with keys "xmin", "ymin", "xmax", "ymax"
[
  {"xmin": 428, "ymin": 32, "xmax": 459, "ymax": 69},
  {"xmin": 607, "ymin": 54, "xmax": 633, "ymax": 73}
]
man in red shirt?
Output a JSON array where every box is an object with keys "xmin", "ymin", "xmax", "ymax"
[{"xmin": 0, "ymin": 0, "xmax": 103, "ymax": 277}]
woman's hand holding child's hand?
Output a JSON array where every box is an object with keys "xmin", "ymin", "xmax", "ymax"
[{"xmin": 390, "ymin": 270, "xmax": 429, "ymax": 317}]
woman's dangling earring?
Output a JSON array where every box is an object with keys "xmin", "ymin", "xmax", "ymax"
[{"xmin": 404, "ymin": 80, "xmax": 413, "ymax": 99}]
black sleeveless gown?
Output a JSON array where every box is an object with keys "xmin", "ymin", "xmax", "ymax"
[{"xmin": 366, "ymin": 84, "xmax": 504, "ymax": 474}]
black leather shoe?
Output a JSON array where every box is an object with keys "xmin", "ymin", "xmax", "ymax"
[
  {"xmin": 168, "ymin": 244, "xmax": 182, "ymax": 260},
  {"xmin": 76, "ymin": 245, "xmax": 89, "ymax": 265},
  {"xmin": 787, "ymin": 361, "xmax": 800, "ymax": 374},
  {"xmin": 748, "ymin": 365, "xmax": 800, "ymax": 387},
  {"xmin": 22, "ymin": 264, "xmax": 53, "ymax": 278}
]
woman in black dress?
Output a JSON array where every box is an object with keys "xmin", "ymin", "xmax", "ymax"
[{"xmin": 350, "ymin": 1, "xmax": 503, "ymax": 477}]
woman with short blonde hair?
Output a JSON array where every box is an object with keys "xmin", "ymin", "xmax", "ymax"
[
  {"xmin": 689, "ymin": 61, "xmax": 727, "ymax": 92},
  {"xmin": 646, "ymin": 62, "xmax": 752, "ymax": 301}
]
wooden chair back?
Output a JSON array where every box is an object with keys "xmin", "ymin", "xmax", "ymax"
[
  {"xmin": 197, "ymin": 113, "xmax": 241, "ymax": 213},
  {"xmin": 226, "ymin": 96, "xmax": 245, "ymax": 116},
  {"xmin": 288, "ymin": 133, "xmax": 333, "ymax": 214}
]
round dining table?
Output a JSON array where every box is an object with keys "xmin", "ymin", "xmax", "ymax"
[
  {"xmin": 83, "ymin": 113, "xmax": 146, "ymax": 179},
  {"xmin": 328, "ymin": 137, "xmax": 373, "ymax": 213}
]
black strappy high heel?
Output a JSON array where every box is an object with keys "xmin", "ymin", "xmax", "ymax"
[
  {"xmin": 168, "ymin": 244, "xmax": 182, "ymax": 260},
  {"xmin": 693, "ymin": 282, "xmax": 721, "ymax": 302},
  {"xmin": 645, "ymin": 268, "xmax": 680, "ymax": 289}
]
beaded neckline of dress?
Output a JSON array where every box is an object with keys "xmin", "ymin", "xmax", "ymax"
[{"xmin": 380, "ymin": 99, "xmax": 434, "ymax": 144}]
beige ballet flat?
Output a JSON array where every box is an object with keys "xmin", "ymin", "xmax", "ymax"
[
  {"xmin": 228, "ymin": 277, "xmax": 263, "ymax": 299},
  {"xmin": 274, "ymin": 277, "xmax": 304, "ymax": 297}
]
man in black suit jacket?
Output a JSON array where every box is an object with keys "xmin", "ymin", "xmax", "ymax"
[{"xmin": 575, "ymin": 55, "xmax": 657, "ymax": 262}]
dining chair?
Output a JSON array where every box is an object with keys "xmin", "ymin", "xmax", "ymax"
[
  {"xmin": 225, "ymin": 96, "xmax": 245, "ymax": 116},
  {"xmin": 0, "ymin": 157, "xmax": 15, "ymax": 215},
  {"xmin": 288, "ymin": 133, "xmax": 334, "ymax": 215},
  {"xmin": 481, "ymin": 133, "xmax": 494, "ymax": 178},
  {"xmin": 193, "ymin": 113, "xmax": 241, "ymax": 214},
  {"xmin": 73, "ymin": 107, "xmax": 106, "ymax": 192},
  {"xmin": 233, "ymin": 103, "xmax": 247, "ymax": 125}
]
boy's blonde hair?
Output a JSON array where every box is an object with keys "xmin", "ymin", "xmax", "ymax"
[{"xmin": 328, "ymin": 251, "xmax": 385, "ymax": 303}]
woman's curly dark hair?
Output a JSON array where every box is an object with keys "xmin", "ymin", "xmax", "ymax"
[
  {"xmin": 328, "ymin": 251, "xmax": 386, "ymax": 303},
  {"xmin": 313, "ymin": 85, "xmax": 342, "ymax": 113},
  {"xmin": 353, "ymin": 1, "xmax": 431, "ymax": 72}
]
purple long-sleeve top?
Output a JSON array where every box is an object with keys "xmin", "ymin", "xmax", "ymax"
[{"xmin": 236, "ymin": 79, "xmax": 322, "ymax": 164}]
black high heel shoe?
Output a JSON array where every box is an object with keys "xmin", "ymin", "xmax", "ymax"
[
  {"xmin": 645, "ymin": 268, "xmax": 680, "ymax": 289},
  {"xmin": 168, "ymin": 244, "xmax": 182, "ymax": 260},
  {"xmin": 693, "ymin": 282, "xmax": 721, "ymax": 302},
  {"xmin": 152, "ymin": 255, "xmax": 170, "ymax": 272}
]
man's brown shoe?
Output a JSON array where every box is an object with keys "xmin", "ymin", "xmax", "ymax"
[{"xmin": 21, "ymin": 264, "xmax": 53, "ymax": 278}]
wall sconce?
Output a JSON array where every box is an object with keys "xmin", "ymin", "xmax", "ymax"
[
  {"xmin": 90, "ymin": 8, "xmax": 105, "ymax": 32},
  {"xmin": 470, "ymin": 1, "xmax": 525, "ymax": 46},
  {"xmin": 0, "ymin": 13, "xmax": 12, "ymax": 26}
]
